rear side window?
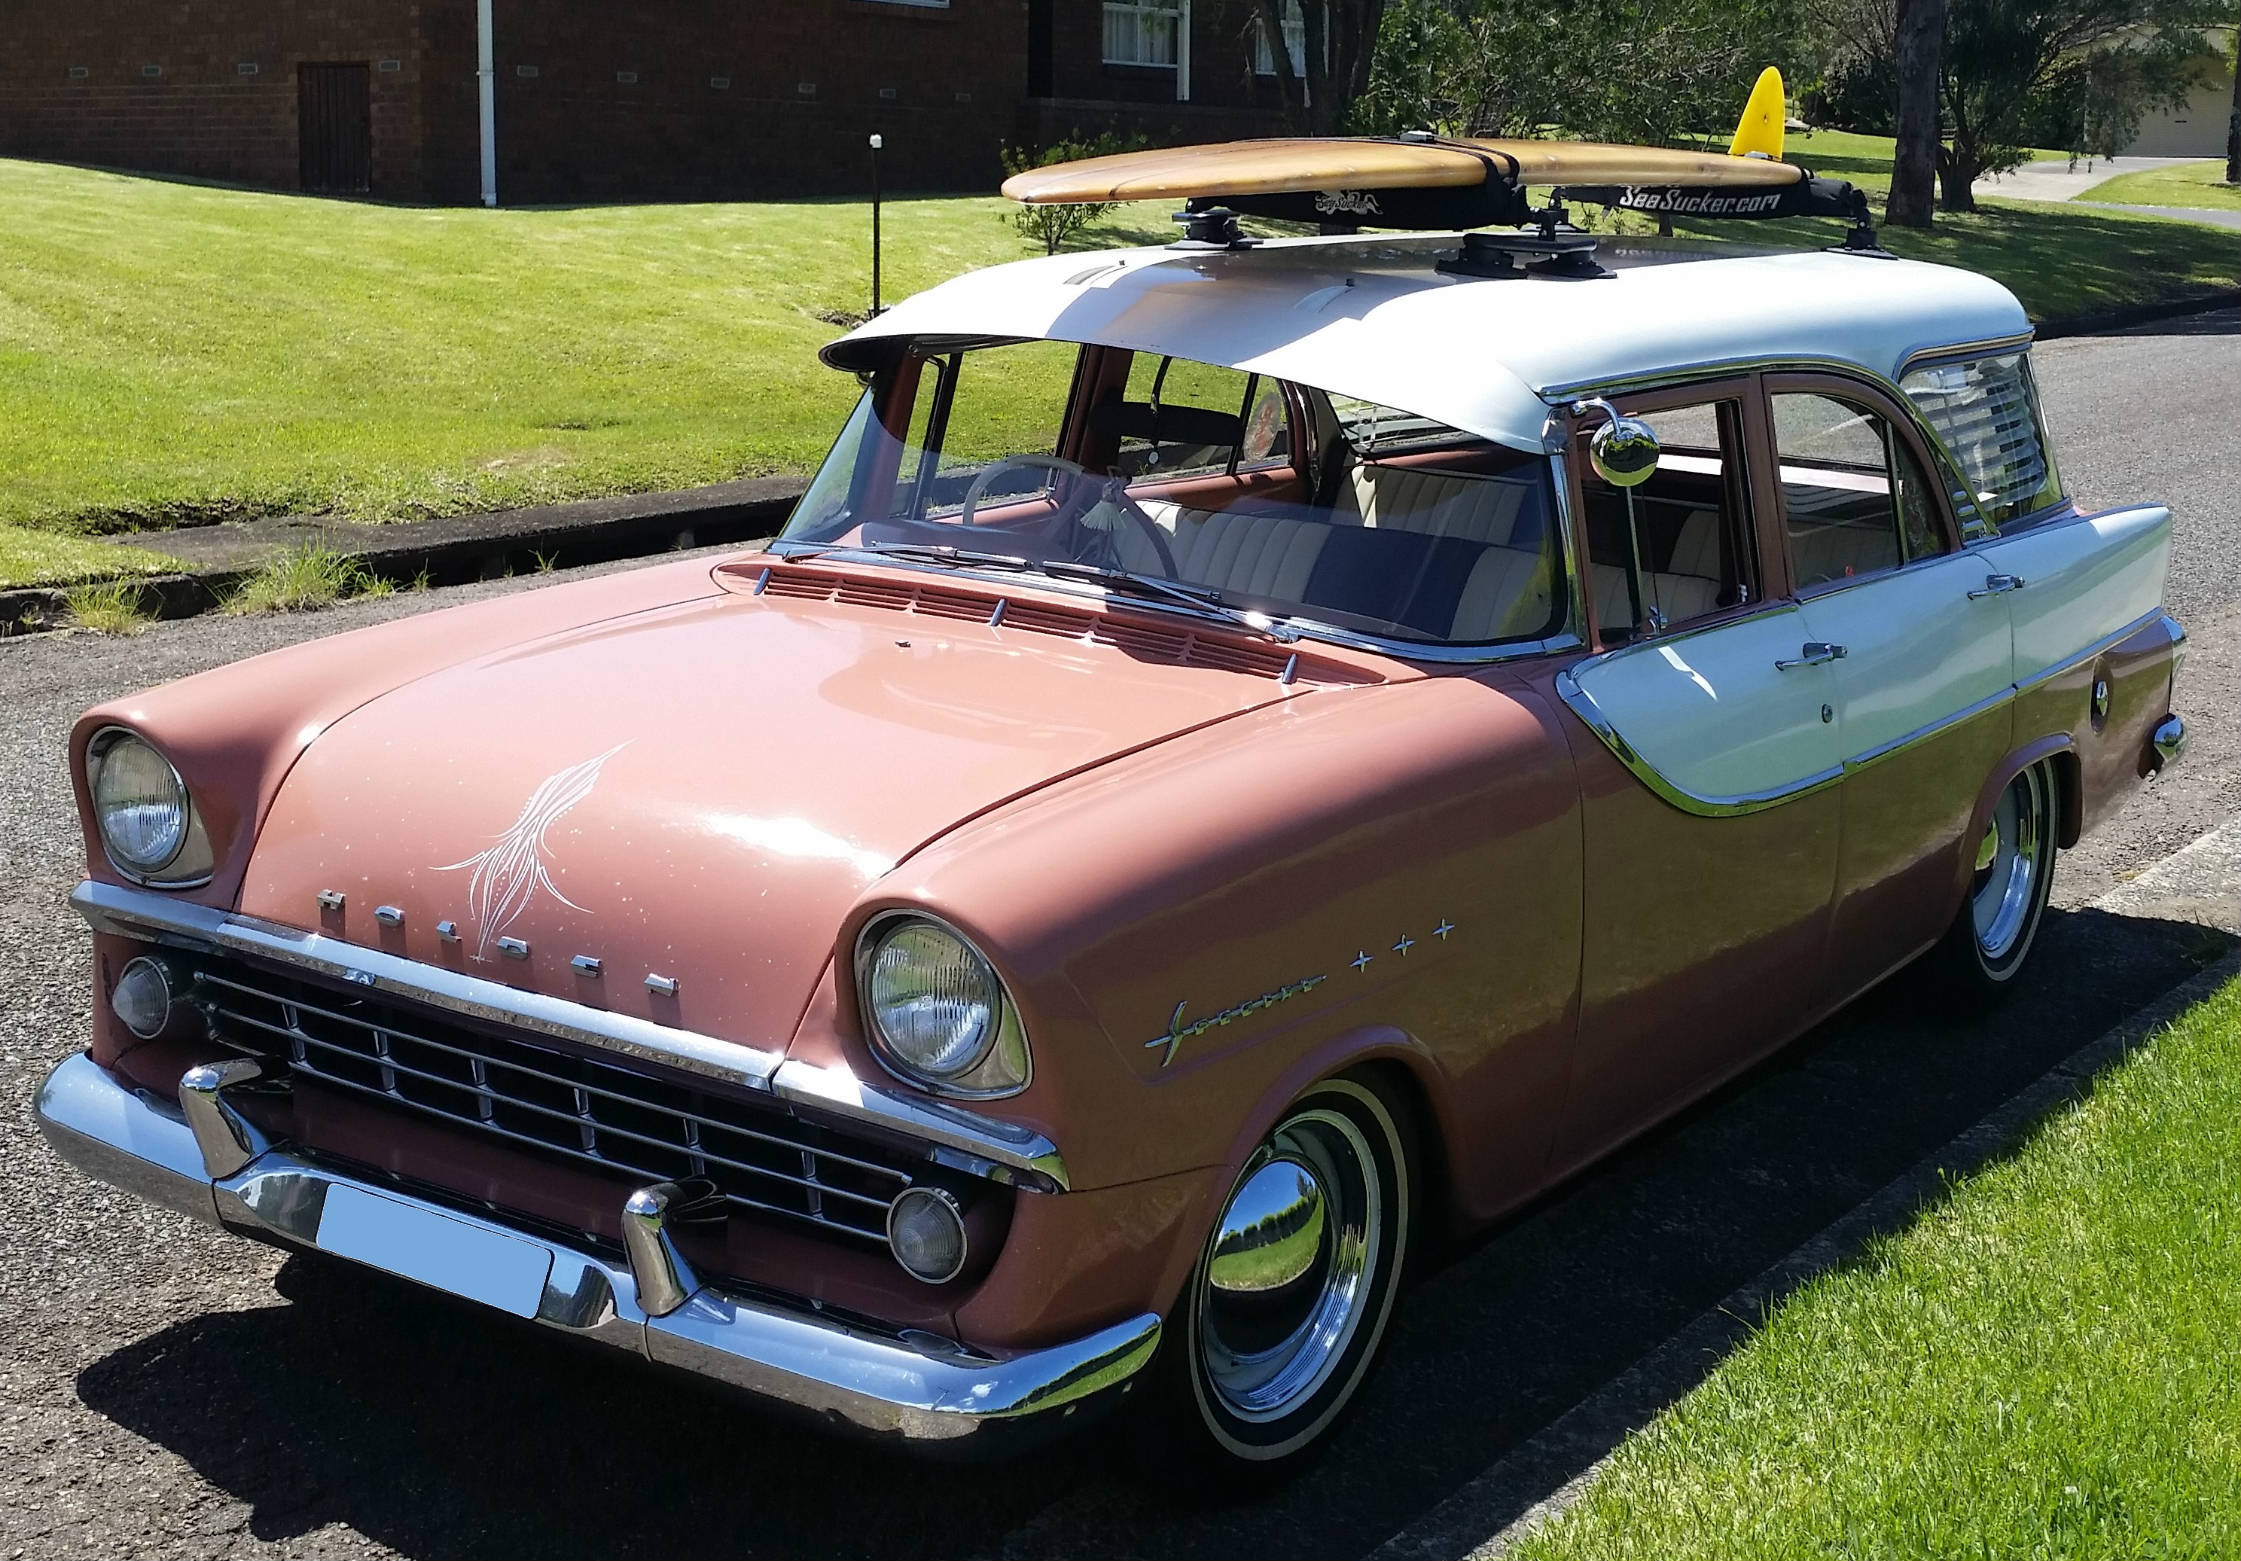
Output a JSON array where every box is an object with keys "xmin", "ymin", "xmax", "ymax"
[
  {"xmin": 1900, "ymin": 353, "xmax": 2064, "ymax": 534},
  {"xmin": 1773, "ymin": 393, "xmax": 1947, "ymax": 591}
]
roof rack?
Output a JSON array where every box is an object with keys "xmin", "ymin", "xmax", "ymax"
[{"xmin": 1001, "ymin": 135, "xmax": 1889, "ymax": 267}]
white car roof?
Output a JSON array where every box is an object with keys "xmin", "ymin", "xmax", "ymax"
[{"xmin": 831, "ymin": 234, "xmax": 2031, "ymax": 453}]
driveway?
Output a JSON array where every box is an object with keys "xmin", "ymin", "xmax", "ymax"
[{"xmin": 2, "ymin": 311, "xmax": 2235, "ymax": 1559}]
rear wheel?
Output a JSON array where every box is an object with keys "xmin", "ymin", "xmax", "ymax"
[
  {"xmin": 1937, "ymin": 760, "xmax": 2057, "ymax": 993},
  {"xmin": 1139, "ymin": 1074, "xmax": 1413, "ymax": 1473}
]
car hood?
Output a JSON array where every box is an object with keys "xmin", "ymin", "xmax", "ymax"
[{"xmin": 237, "ymin": 576, "xmax": 1361, "ymax": 1055}]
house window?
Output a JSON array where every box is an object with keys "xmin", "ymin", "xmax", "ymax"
[
  {"xmin": 1104, "ymin": 0, "xmax": 1183, "ymax": 66},
  {"xmin": 1253, "ymin": 0, "xmax": 1308, "ymax": 75}
]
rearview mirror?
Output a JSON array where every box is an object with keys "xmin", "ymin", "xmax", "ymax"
[{"xmin": 1573, "ymin": 398, "xmax": 1661, "ymax": 488}]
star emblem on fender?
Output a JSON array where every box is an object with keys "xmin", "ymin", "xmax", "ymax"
[{"xmin": 434, "ymin": 744, "xmax": 625, "ymax": 961}]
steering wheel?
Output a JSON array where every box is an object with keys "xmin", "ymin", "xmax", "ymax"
[
  {"xmin": 959, "ymin": 454, "xmax": 1087, "ymax": 530},
  {"xmin": 959, "ymin": 454, "xmax": 1181, "ymax": 579},
  {"xmin": 1087, "ymin": 477, "xmax": 1182, "ymax": 578}
]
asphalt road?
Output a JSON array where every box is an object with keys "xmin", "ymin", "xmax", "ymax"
[{"xmin": 2, "ymin": 310, "xmax": 2236, "ymax": 1560}]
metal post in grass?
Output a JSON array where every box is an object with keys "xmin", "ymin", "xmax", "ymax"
[{"xmin": 869, "ymin": 133, "xmax": 885, "ymax": 318}]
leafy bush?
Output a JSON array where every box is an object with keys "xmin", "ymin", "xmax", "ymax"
[{"xmin": 1001, "ymin": 133, "xmax": 1149, "ymax": 255}]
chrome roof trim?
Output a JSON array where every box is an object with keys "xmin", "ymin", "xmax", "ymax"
[{"xmin": 70, "ymin": 879, "xmax": 1069, "ymax": 1191}]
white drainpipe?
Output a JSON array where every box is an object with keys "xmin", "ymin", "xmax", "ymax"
[{"xmin": 477, "ymin": 0, "xmax": 498, "ymax": 206}]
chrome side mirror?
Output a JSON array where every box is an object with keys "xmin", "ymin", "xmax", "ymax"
[{"xmin": 1572, "ymin": 398, "xmax": 1660, "ymax": 488}]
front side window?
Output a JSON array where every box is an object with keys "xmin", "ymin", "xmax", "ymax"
[
  {"xmin": 1773, "ymin": 392, "xmax": 1947, "ymax": 591},
  {"xmin": 1104, "ymin": 0, "xmax": 1183, "ymax": 65},
  {"xmin": 782, "ymin": 341, "xmax": 1566, "ymax": 649},
  {"xmin": 1900, "ymin": 352, "xmax": 2064, "ymax": 534},
  {"xmin": 1577, "ymin": 396, "xmax": 1759, "ymax": 646}
]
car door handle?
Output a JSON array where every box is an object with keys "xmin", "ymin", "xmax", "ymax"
[
  {"xmin": 1968, "ymin": 573, "xmax": 2027, "ymax": 599},
  {"xmin": 1774, "ymin": 641, "xmax": 1847, "ymax": 671}
]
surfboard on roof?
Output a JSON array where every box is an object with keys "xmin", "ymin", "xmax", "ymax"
[{"xmin": 998, "ymin": 66, "xmax": 1871, "ymax": 237}]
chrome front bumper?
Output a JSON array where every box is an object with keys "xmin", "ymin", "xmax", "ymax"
[{"xmin": 35, "ymin": 1051, "xmax": 1159, "ymax": 1447}]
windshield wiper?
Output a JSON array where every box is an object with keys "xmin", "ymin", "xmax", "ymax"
[{"xmin": 823, "ymin": 542, "xmax": 1304, "ymax": 643}]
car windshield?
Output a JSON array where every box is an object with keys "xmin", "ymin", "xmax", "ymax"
[{"xmin": 779, "ymin": 339, "xmax": 1567, "ymax": 648}]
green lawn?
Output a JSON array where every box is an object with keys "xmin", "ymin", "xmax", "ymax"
[
  {"xmin": 0, "ymin": 143, "xmax": 2236, "ymax": 587},
  {"xmin": 1515, "ymin": 971, "xmax": 2241, "ymax": 1561},
  {"xmin": 0, "ymin": 525, "xmax": 177, "ymax": 591},
  {"xmin": 0, "ymin": 158, "xmax": 1132, "ymax": 540},
  {"xmin": 2089, "ymin": 158, "xmax": 2241, "ymax": 213}
]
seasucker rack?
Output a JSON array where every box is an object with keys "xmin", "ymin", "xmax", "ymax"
[{"xmin": 999, "ymin": 131, "xmax": 1886, "ymax": 269}]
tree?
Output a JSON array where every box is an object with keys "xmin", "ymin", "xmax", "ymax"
[
  {"xmin": 2226, "ymin": 19, "xmax": 2239, "ymax": 184},
  {"xmin": 1246, "ymin": 0, "xmax": 1387, "ymax": 134},
  {"xmin": 1887, "ymin": 0, "xmax": 1949, "ymax": 225},
  {"xmin": 1933, "ymin": 0, "xmax": 2223, "ymax": 211},
  {"xmin": 1351, "ymin": 0, "xmax": 1802, "ymax": 145}
]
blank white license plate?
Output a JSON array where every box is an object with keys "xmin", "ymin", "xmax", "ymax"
[{"xmin": 315, "ymin": 1183, "xmax": 553, "ymax": 1319}]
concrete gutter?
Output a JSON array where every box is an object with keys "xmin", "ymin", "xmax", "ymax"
[{"xmin": 1, "ymin": 474, "xmax": 805, "ymax": 635}]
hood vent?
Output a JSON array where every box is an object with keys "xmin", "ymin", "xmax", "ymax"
[{"xmin": 741, "ymin": 563, "xmax": 1380, "ymax": 686}]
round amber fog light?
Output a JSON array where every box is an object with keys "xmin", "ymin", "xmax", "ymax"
[
  {"xmin": 110, "ymin": 955, "xmax": 176, "ymax": 1040},
  {"xmin": 887, "ymin": 1186, "xmax": 968, "ymax": 1284}
]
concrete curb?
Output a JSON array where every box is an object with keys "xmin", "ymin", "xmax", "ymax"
[
  {"xmin": 2037, "ymin": 286, "xmax": 2241, "ymax": 340},
  {"xmin": 1369, "ymin": 921, "xmax": 2241, "ymax": 1560},
  {"xmin": 2, "ymin": 475, "xmax": 806, "ymax": 635}
]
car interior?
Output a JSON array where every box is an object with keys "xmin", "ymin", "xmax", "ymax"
[{"xmin": 855, "ymin": 344, "xmax": 1568, "ymax": 647}]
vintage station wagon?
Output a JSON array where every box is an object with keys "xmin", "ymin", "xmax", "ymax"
[{"xmin": 38, "ymin": 136, "xmax": 2187, "ymax": 1468}]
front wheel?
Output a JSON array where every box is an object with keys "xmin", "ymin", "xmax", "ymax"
[
  {"xmin": 1138, "ymin": 1074, "xmax": 1413, "ymax": 1473},
  {"xmin": 1936, "ymin": 760, "xmax": 2057, "ymax": 994}
]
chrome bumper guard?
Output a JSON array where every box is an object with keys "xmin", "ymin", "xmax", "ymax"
[
  {"xmin": 2152, "ymin": 713, "xmax": 2186, "ymax": 771},
  {"xmin": 35, "ymin": 1051, "xmax": 1159, "ymax": 1446}
]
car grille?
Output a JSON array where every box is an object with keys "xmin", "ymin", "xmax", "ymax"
[{"xmin": 193, "ymin": 961, "xmax": 914, "ymax": 1245}]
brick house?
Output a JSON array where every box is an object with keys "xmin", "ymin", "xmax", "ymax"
[{"xmin": 0, "ymin": 0, "xmax": 1295, "ymax": 204}]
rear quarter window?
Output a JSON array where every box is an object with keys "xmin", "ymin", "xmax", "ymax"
[{"xmin": 1900, "ymin": 351, "xmax": 2065, "ymax": 534}]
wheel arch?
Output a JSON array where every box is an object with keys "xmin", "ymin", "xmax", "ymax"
[{"xmin": 1206, "ymin": 1026, "xmax": 1454, "ymax": 1258}]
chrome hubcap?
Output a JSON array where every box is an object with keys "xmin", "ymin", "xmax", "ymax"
[
  {"xmin": 1199, "ymin": 1109, "xmax": 1379, "ymax": 1422},
  {"xmin": 1972, "ymin": 767, "xmax": 2047, "ymax": 961}
]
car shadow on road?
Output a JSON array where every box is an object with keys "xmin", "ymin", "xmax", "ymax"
[{"xmin": 75, "ymin": 907, "xmax": 2233, "ymax": 1561}]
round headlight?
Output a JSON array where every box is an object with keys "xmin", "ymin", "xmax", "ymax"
[
  {"xmin": 856, "ymin": 914, "xmax": 1030, "ymax": 1096},
  {"xmin": 92, "ymin": 732, "xmax": 189, "ymax": 875},
  {"xmin": 865, "ymin": 919, "xmax": 1000, "ymax": 1079}
]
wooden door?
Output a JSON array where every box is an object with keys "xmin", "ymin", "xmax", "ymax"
[{"xmin": 299, "ymin": 63, "xmax": 372, "ymax": 196}]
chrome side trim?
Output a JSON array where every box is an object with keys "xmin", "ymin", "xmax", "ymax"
[
  {"xmin": 34, "ymin": 1053, "xmax": 1152, "ymax": 1445},
  {"xmin": 1553, "ymin": 665, "xmax": 1845, "ymax": 818},
  {"xmin": 1843, "ymin": 685, "xmax": 2017, "ymax": 775},
  {"xmin": 2014, "ymin": 608, "xmax": 2169, "ymax": 695},
  {"xmin": 70, "ymin": 880, "xmax": 1069, "ymax": 1191},
  {"xmin": 1558, "ymin": 605, "xmax": 2175, "ymax": 816}
]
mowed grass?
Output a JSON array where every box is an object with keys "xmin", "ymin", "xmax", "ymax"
[
  {"xmin": 0, "ymin": 158, "xmax": 1140, "ymax": 538},
  {"xmin": 0, "ymin": 142, "xmax": 2234, "ymax": 573},
  {"xmin": 2090, "ymin": 158, "xmax": 2241, "ymax": 213},
  {"xmin": 0, "ymin": 523, "xmax": 177, "ymax": 589},
  {"xmin": 1515, "ymin": 972, "xmax": 2241, "ymax": 1561}
]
